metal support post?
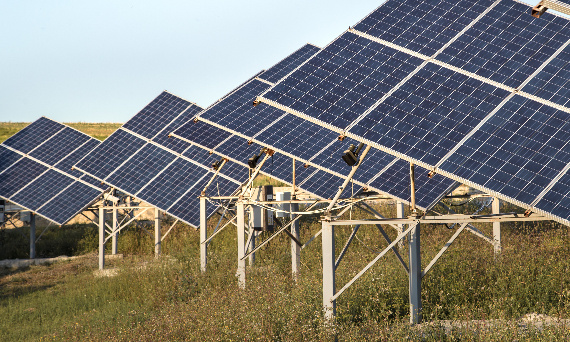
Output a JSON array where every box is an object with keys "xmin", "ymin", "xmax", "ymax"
[
  {"xmin": 492, "ymin": 197, "xmax": 501, "ymax": 255},
  {"xmin": 291, "ymin": 202, "xmax": 300, "ymax": 281},
  {"xmin": 248, "ymin": 225, "xmax": 256, "ymax": 266},
  {"xmin": 396, "ymin": 201, "xmax": 405, "ymax": 249},
  {"xmin": 200, "ymin": 197, "xmax": 207, "ymax": 272},
  {"xmin": 322, "ymin": 217, "xmax": 336, "ymax": 321},
  {"xmin": 409, "ymin": 223, "xmax": 421, "ymax": 324},
  {"xmin": 237, "ymin": 201, "xmax": 246, "ymax": 289},
  {"xmin": 99, "ymin": 208, "xmax": 105, "ymax": 270},
  {"xmin": 154, "ymin": 208, "xmax": 161, "ymax": 257},
  {"xmin": 112, "ymin": 208, "xmax": 118, "ymax": 255},
  {"xmin": 29, "ymin": 213, "xmax": 36, "ymax": 259}
]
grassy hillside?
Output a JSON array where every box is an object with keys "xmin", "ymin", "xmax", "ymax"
[
  {"xmin": 1, "ymin": 202, "xmax": 569, "ymax": 341},
  {"xmin": 0, "ymin": 122, "xmax": 121, "ymax": 143}
]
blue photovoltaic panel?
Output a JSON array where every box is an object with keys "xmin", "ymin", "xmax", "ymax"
[
  {"xmin": 522, "ymin": 44, "xmax": 570, "ymax": 108},
  {"xmin": 0, "ymin": 117, "xmax": 106, "ymax": 225},
  {"xmin": 75, "ymin": 129, "xmax": 147, "ymax": 181},
  {"xmin": 136, "ymin": 158, "xmax": 210, "ymax": 211},
  {"xmin": 56, "ymin": 139, "xmax": 100, "ymax": 178},
  {"xmin": 153, "ymin": 104, "xmax": 203, "ymax": 154},
  {"xmin": 0, "ymin": 145, "xmax": 23, "ymax": 174},
  {"xmin": 354, "ymin": 0, "xmax": 492, "ymax": 56},
  {"xmin": 436, "ymin": 0, "xmax": 570, "ymax": 88},
  {"xmin": 176, "ymin": 120, "xmax": 233, "ymax": 151},
  {"xmin": 259, "ymin": 44, "xmax": 321, "ymax": 84},
  {"xmin": 105, "ymin": 143, "xmax": 177, "ymax": 195},
  {"xmin": 10, "ymin": 170, "xmax": 74, "ymax": 211},
  {"xmin": 0, "ymin": 158, "xmax": 48, "ymax": 198},
  {"xmin": 37, "ymin": 181, "xmax": 102, "ymax": 225},
  {"xmin": 536, "ymin": 171, "xmax": 570, "ymax": 221},
  {"xmin": 199, "ymin": 80, "xmax": 273, "ymax": 136},
  {"xmin": 29, "ymin": 127, "xmax": 91, "ymax": 167},
  {"xmin": 80, "ymin": 174, "xmax": 107, "ymax": 191},
  {"xmin": 254, "ymin": 0, "xmax": 570, "ymax": 224},
  {"xmin": 263, "ymin": 32, "xmax": 424, "ymax": 130},
  {"xmin": 349, "ymin": 63, "xmax": 510, "ymax": 165},
  {"xmin": 441, "ymin": 95, "xmax": 570, "ymax": 204},
  {"xmin": 75, "ymin": 92, "xmax": 244, "ymax": 227},
  {"xmin": 168, "ymin": 176, "xmax": 237, "ymax": 226},
  {"xmin": 123, "ymin": 91, "xmax": 193, "ymax": 140},
  {"xmin": 2, "ymin": 117, "xmax": 64, "ymax": 154}
]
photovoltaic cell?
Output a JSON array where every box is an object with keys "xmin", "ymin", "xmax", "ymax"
[
  {"xmin": 105, "ymin": 143, "xmax": 177, "ymax": 195},
  {"xmin": 0, "ymin": 117, "xmax": 106, "ymax": 225},
  {"xmin": 10, "ymin": 170, "xmax": 74, "ymax": 211},
  {"xmin": 136, "ymin": 158, "xmax": 209, "ymax": 210},
  {"xmin": 57, "ymin": 139, "xmax": 100, "ymax": 178},
  {"xmin": 436, "ymin": 0, "xmax": 570, "ymax": 88},
  {"xmin": 255, "ymin": 0, "xmax": 570, "ymax": 224},
  {"xmin": 75, "ymin": 91, "xmax": 245, "ymax": 227},
  {"xmin": 522, "ymin": 43, "xmax": 570, "ymax": 107},
  {"xmin": 0, "ymin": 158, "xmax": 48, "ymax": 198},
  {"xmin": 29, "ymin": 127, "xmax": 91, "ymax": 167},
  {"xmin": 441, "ymin": 95, "xmax": 570, "ymax": 204},
  {"xmin": 37, "ymin": 181, "xmax": 102, "ymax": 225},
  {"xmin": 354, "ymin": 0, "xmax": 493, "ymax": 56},
  {"xmin": 259, "ymin": 44, "xmax": 321, "ymax": 84},
  {"xmin": 536, "ymin": 170, "xmax": 570, "ymax": 221},
  {"xmin": 123, "ymin": 91, "xmax": 193, "ymax": 140},
  {"xmin": 2, "ymin": 117, "xmax": 64, "ymax": 154},
  {"xmin": 263, "ymin": 32, "xmax": 424, "ymax": 130},
  {"xmin": 75, "ymin": 129, "xmax": 146, "ymax": 181},
  {"xmin": 0, "ymin": 145, "xmax": 23, "ymax": 174},
  {"xmin": 349, "ymin": 63, "xmax": 510, "ymax": 165}
]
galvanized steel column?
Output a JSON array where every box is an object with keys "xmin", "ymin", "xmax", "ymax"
[
  {"xmin": 200, "ymin": 197, "xmax": 207, "ymax": 273},
  {"xmin": 408, "ymin": 222, "xmax": 421, "ymax": 324},
  {"xmin": 291, "ymin": 202, "xmax": 300, "ymax": 281},
  {"xmin": 237, "ymin": 201, "xmax": 246, "ymax": 289},
  {"xmin": 492, "ymin": 197, "xmax": 501, "ymax": 255},
  {"xmin": 99, "ymin": 207, "xmax": 105, "ymax": 270},
  {"xmin": 29, "ymin": 213, "xmax": 36, "ymax": 259},
  {"xmin": 112, "ymin": 208, "xmax": 118, "ymax": 255},
  {"xmin": 154, "ymin": 208, "xmax": 161, "ymax": 257},
  {"xmin": 396, "ymin": 201, "xmax": 404, "ymax": 250},
  {"xmin": 322, "ymin": 218, "xmax": 336, "ymax": 321}
]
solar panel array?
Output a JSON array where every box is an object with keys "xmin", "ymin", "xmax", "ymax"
[
  {"xmin": 172, "ymin": 44, "xmax": 361, "ymax": 201},
  {"xmin": 74, "ymin": 91, "xmax": 246, "ymax": 227},
  {"xmin": 0, "ymin": 117, "xmax": 107, "ymax": 225},
  {"xmin": 256, "ymin": 0, "xmax": 570, "ymax": 226},
  {"xmin": 174, "ymin": 44, "xmax": 457, "ymax": 210}
]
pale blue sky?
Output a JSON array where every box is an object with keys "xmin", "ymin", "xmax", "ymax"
[{"xmin": 0, "ymin": 0, "xmax": 381, "ymax": 123}]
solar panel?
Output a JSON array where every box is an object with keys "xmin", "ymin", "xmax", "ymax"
[
  {"xmin": 0, "ymin": 117, "xmax": 107, "ymax": 225},
  {"xmin": 173, "ymin": 43, "xmax": 457, "ymax": 209},
  {"xmin": 171, "ymin": 120, "xmax": 356, "ymax": 200},
  {"xmin": 256, "ymin": 0, "xmax": 570, "ymax": 225},
  {"xmin": 74, "ymin": 91, "xmax": 246, "ymax": 228}
]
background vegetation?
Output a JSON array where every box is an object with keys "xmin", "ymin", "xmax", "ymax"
[{"xmin": 0, "ymin": 122, "xmax": 121, "ymax": 143}]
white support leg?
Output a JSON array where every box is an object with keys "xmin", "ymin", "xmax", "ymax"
[
  {"xmin": 154, "ymin": 208, "xmax": 161, "ymax": 257},
  {"xmin": 291, "ymin": 202, "xmax": 301, "ymax": 282},
  {"xmin": 492, "ymin": 197, "xmax": 501, "ymax": 255},
  {"xmin": 396, "ymin": 201, "xmax": 404, "ymax": 249},
  {"xmin": 248, "ymin": 225, "xmax": 256, "ymax": 266},
  {"xmin": 409, "ymin": 223, "xmax": 422, "ymax": 324},
  {"xmin": 99, "ymin": 208, "xmax": 105, "ymax": 270},
  {"xmin": 112, "ymin": 208, "xmax": 118, "ymax": 255},
  {"xmin": 29, "ymin": 213, "xmax": 36, "ymax": 259},
  {"xmin": 200, "ymin": 197, "xmax": 207, "ymax": 273},
  {"xmin": 322, "ymin": 218, "xmax": 336, "ymax": 321},
  {"xmin": 237, "ymin": 201, "xmax": 246, "ymax": 289}
]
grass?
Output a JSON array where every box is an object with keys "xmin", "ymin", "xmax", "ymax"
[
  {"xmin": 1, "ymin": 201, "xmax": 570, "ymax": 341},
  {"xmin": 0, "ymin": 122, "xmax": 121, "ymax": 143}
]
